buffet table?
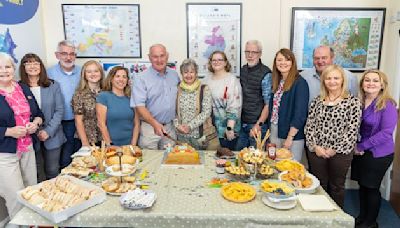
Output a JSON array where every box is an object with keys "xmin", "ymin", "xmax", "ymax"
[{"xmin": 11, "ymin": 150, "xmax": 354, "ymax": 227}]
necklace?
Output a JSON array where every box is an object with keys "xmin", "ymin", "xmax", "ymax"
[{"xmin": 326, "ymin": 94, "xmax": 341, "ymax": 106}]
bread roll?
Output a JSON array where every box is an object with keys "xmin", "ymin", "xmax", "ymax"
[{"xmin": 106, "ymin": 155, "xmax": 136, "ymax": 166}]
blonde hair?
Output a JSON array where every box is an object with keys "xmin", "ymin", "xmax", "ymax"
[
  {"xmin": 359, "ymin": 69, "xmax": 397, "ymax": 111},
  {"xmin": 272, "ymin": 48, "xmax": 299, "ymax": 92},
  {"xmin": 320, "ymin": 65, "xmax": 349, "ymax": 100},
  {"xmin": 77, "ymin": 60, "xmax": 104, "ymax": 91},
  {"xmin": 0, "ymin": 52, "xmax": 15, "ymax": 70},
  {"xmin": 103, "ymin": 66, "xmax": 130, "ymax": 97}
]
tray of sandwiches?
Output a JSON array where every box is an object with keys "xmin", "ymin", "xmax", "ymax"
[{"xmin": 17, "ymin": 176, "xmax": 106, "ymax": 223}]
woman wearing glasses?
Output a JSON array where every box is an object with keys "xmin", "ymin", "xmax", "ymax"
[
  {"xmin": 19, "ymin": 53, "xmax": 65, "ymax": 181},
  {"xmin": 203, "ymin": 51, "xmax": 242, "ymax": 150}
]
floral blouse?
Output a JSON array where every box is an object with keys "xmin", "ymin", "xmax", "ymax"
[
  {"xmin": 0, "ymin": 82, "xmax": 32, "ymax": 155},
  {"xmin": 305, "ymin": 95, "xmax": 362, "ymax": 155},
  {"xmin": 72, "ymin": 89, "xmax": 102, "ymax": 144},
  {"xmin": 270, "ymin": 79, "xmax": 285, "ymax": 124}
]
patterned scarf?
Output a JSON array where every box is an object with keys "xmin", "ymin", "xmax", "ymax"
[{"xmin": 179, "ymin": 79, "xmax": 201, "ymax": 92}]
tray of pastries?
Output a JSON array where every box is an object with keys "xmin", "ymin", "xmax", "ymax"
[
  {"xmin": 279, "ymin": 170, "xmax": 320, "ymax": 194},
  {"xmin": 221, "ymin": 182, "xmax": 256, "ymax": 203}
]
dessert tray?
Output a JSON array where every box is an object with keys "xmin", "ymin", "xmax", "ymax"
[
  {"xmin": 105, "ymin": 164, "xmax": 136, "ymax": 176},
  {"xmin": 278, "ymin": 171, "xmax": 320, "ymax": 194},
  {"xmin": 120, "ymin": 189, "xmax": 157, "ymax": 209}
]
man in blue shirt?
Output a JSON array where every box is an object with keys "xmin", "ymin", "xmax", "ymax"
[
  {"xmin": 236, "ymin": 40, "xmax": 272, "ymax": 150},
  {"xmin": 131, "ymin": 44, "xmax": 180, "ymax": 149},
  {"xmin": 300, "ymin": 45, "xmax": 358, "ymax": 105},
  {"xmin": 47, "ymin": 40, "xmax": 81, "ymax": 168}
]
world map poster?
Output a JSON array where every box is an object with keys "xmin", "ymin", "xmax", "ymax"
[
  {"xmin": 291, "ymin": 8, "xmax": 385, "ymax": 71},
  {"xmin": 187, "ymin": 4, "xmax": 242, "ymax": 77},
  {"xmin": 62, "ymin": 4, "xmax": 141, "ymax": 58}
]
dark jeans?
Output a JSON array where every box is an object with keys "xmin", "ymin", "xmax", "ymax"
[
  {"xmin": 307, "ymin": 150, "xmax": 353, "ymax": 209},
  {"xmin": 60, "ymin": 120, "xmax": 81, "ymax": 168},
  {"xmin": 219, "ymin": 137, "xmax": 238, "ymax": 151},
  {"xmin": 236, "ymin": 123, "xmax": 268, "ymax": 151},
  {"xmin": 35, "ymin": 141, "xmax": 62, "ymax": 180}
]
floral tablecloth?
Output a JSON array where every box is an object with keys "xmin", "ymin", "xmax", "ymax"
[{"xmin": 11, "ymin": 150, "xmax": 354, "ymax": 227}]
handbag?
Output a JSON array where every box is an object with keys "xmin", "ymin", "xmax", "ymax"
[{"xmin": 197, "ymin": 85, "xmax": 217, "ymax": 147}]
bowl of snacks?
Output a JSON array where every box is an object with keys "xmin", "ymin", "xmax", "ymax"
[
  {"xmin": 256, "ymin": 164, "xmax": 276, "ymax": 179},
  {"xmin": 260, "ymin": 179, "xmax": 295, "ymax": 199}
]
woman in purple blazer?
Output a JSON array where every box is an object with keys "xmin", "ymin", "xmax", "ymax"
[{"xmin": 351, "ymin": 69, "xmax": 398, "ymax": 228}]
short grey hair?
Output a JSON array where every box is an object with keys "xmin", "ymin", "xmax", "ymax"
[
  {"xmin": 57, "ymin": 40, "xmax": 76, "ymax": 51},
  {"xmin": 180, "ymin": 58, "xmax": 198, "ymax": 75},
  {"xmin": 312, "ymin": 45, "xmax": 335, "ymax": 58},
  {"xmin": 0, "ymin": 52, "xmax": 16, "ymax": 70},
  {"xmin": 246, "ymin": 40, "xmax": 263, "ymax": 52}
]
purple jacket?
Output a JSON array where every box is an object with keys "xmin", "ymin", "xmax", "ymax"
[{"xmin": 357, "ymin": 99, "xmax": 398, "ymax": 158}]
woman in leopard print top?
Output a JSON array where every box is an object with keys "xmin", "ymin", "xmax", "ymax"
[{"xmin": 305, "ymin": 65, "xmax": 361, "ymax": 208}]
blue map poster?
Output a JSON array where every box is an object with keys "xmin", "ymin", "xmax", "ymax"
[
  {"xmin": 0, "ymin": 0, "xmax": 39, "ymax": 63},
  {"xmin": 62, "ymin": 4, "xmax": 142, "ymax": 58},
  {"xmin": 291, "ymin": 8, "xmax": 385, "ymax": 71}
]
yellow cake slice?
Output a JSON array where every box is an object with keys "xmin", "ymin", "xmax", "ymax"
[{"xmin": 164, "ymin": 145, "xmax": 200, "ymax": 165}]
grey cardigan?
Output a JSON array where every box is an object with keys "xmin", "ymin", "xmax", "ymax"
[{"xmin": 40, "ymin": 80, "xmax": 66, "ymax": 150}]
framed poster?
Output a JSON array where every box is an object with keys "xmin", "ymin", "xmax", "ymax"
[
  {"xmin": 290, "ymin": 7, "xmax": 386, "ymax": 72},
  {"xmin": 62, "ymin": 4, "xmax": 141, "ymax": 58},
  {"xmin": 187, "ymin": 3, "xmax": 242, "ymax": 77}
]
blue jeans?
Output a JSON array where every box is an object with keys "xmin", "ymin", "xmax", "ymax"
[
  {"xmin": 60, "ymin": 120, "xmax": 81, "ymax": 168},
  {"xmin": 236, "ymin": 123, "xmax": 268, "ymax": 151},
  {"xmin": 219, "ymin": 137, "xmax": 238, "ymax": 151}
]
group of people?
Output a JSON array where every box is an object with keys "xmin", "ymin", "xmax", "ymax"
[{"xmin": 0, "ymin": 39, "xmax": 397, "ymax": 228}]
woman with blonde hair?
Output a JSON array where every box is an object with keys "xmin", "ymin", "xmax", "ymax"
[
  {"xmin": 96, "ymin": 66, "xmax": 139, "ymax": 146},
  {"xmin": 268, "ymin": 48, "xmax": 309, "ymax": 162},
  {"xmin": 72, "ymin": 60, "xmax": 104, "ymax": 147},
  {"xmin": 305, "ymin": 64, "xmax": 361, "ymax": 208},
  {"xmin": 351, "ymin": 69, "xmax": 397, "ymax": 228}
]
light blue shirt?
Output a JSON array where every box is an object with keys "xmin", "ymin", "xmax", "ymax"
[
  {"xmin": 47, "ymin": 63, "xmax": 81, "ymax": 120},
  {"xmin": 131, "ymin": 66, "xmax": 180, "ymax": 124},
  {"xmin": 97, "ymin": 91, "xmax": 134, "ymax": 146},
  {"xmin": 261, "ymin": 72, "xmax": 272, "ymax": 104},
  {"xmin": 300, "ymin": 67, "xmax": 358, "ymax": 105}
]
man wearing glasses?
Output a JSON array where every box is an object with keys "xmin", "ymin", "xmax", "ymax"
[
  {"xmin": 236, "ymin": 40, "xmax": 272, "ymax": 150},
  {"xmin": 47, "ymin": 40, "xmax": 81, "ymax": 168}
]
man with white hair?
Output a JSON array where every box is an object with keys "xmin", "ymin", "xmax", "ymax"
[
  {"xmin": 131, "ymin": 44, "xmax": 180, "ymax": 149},
  {"xmin": 48, "ymin": 40, "xmax": 81, "ymax": 168},
  {"xmin": 236, "ymin": 40, "xmax": 272, "ymax": 150}
]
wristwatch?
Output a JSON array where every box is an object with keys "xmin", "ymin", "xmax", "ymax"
[
  {"xmin": 258, "ymin": 122, "xmax": 264, "ymax": 126},
  {"xmin": 226, "ymin": 126, "xmax": 233, "ymax": 131}
]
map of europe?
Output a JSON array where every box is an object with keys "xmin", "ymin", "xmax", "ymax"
[{"xmin": 302, "ymin": 18, "xmax": 371, "ymax": 68}]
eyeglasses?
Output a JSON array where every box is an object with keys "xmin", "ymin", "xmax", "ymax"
[
  {"xmin": 211, "ymin": 59, "xmax": 225, "ymax": 63},
  {"xmin": 24, "ymin": 62, "xmax": 40, "ymax": 67},
  {"xmin": 57, "ymin": 52, "xmax": 76, "ymax": 57},
  {"xmin": 244, "ymin": 51, "xmax": 261, "ymax": 55}
]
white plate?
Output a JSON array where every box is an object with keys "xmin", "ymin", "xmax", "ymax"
[
  {"xmin": 105, "ymin": 164, "xmax": 136, "ymax": 176},
  {"xmin": 261, "ymin": 196, "xmax": 297, "ymax": 210},
  {"xmin": 278, "ymin": 171, "xmax": 320, "ymax": 194},
  {"xmin": 120, "ymin": 189, "xmax": 157, "ymax": 209}
]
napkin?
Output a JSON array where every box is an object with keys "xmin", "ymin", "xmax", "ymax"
[{"xmin": 297, "ymin": 194, "xmax": 337, "ymax": 212}]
